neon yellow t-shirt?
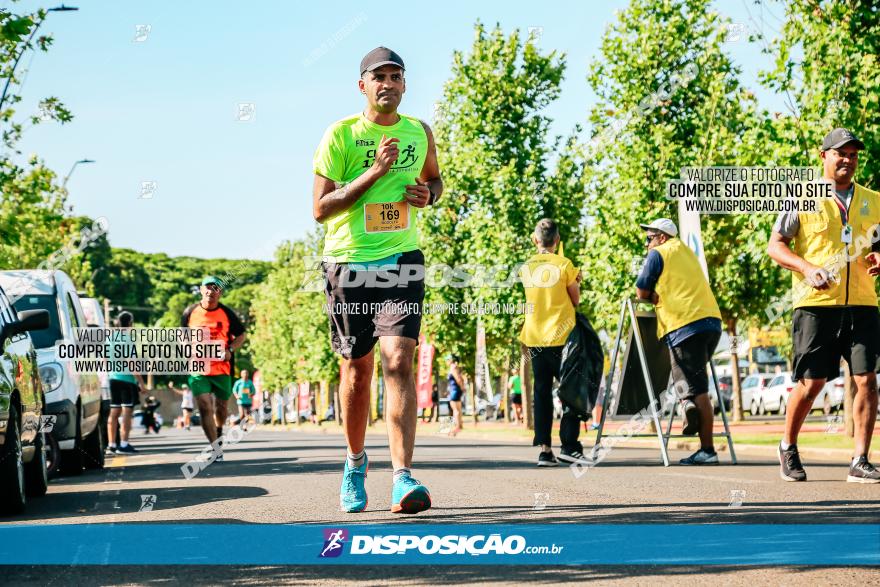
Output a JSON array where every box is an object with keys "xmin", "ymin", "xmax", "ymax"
[
  {"xmin": 313, "ymin": 113, "xmax": 428, "ymax": 263},
  {"xmin": 519, "ymin": 253, "xmax": 579, "ymax": 347}
]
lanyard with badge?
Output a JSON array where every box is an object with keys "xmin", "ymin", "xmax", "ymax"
[{"xmin": 833, "ymin": 191, "xmax": 852, "ymax": 244}]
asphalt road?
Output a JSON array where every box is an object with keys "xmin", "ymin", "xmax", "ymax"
[{"xmin": 2, "ymin": 425, "xmax": 878, "ymax": 585}]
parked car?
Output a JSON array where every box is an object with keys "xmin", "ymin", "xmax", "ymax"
[
  {"xmin": 813, "ymin": 370, "xmax": 845, "ymax": 414},
  {"xmin": 741, "ymin": 373, "xmax": 774, "ymax": 415},
  {"xmin": 0, "ymin": 284, "xmax": 50, "ymax": 514},
  {"xmin": 708, "ymin": 377, "xmax": 733, "ymax": 414},
  {"xmin": 717, "ymin": 376, "xmax": 732, "ymax": 399},
  {"xmin": 0, "ymin": 270, "xmax": 104, "ymax": 476},
  {"xmin": 754, "ymin": 372, "xmax": 795, "ymax": 415},
  {"xmin": 79, "ymin": 295, "xmax": 111, "ymax": 451}
]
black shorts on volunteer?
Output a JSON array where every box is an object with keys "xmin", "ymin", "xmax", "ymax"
[
  {"xmin": 792, "ymin": 306, "xmax": 880, "ymax": 381},
  {"xmin": 110, "ymin": 379, "xmax": 139, "ymax": 408},
  {"xmin": 669, "ymin": 329, "xmax": 721, "ymax": 400},
  {"xmin": 323, "ymin": 249, "xmax": 425, "ymax": 360}
]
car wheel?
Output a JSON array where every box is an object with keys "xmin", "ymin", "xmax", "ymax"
[
  {"xmin": 59, "ymin": 404, "xmax": 84, "ymax": 476},
  {"xmin": 82, "ymin": 418, "xmax": 105, "ymax": 470},
  {"xmin": 24, "ymin": 429, "xmax": 49, "ymax": 497},
  {"xmin": 778, "ymin": 398, "xmax": 786, "ymax": 416},
  {"xmin": 758, "ymin": 399, "xmax": 766, "ymax": 416},
  {"xmin": 750, "ymin": 400, "xmax": 758, "ymax": 416},
  {"xmin": 0, "ymin": 404, "xmax": 26, "ymax": 514},
  {"xmin": 44, "ymin": 430, "xmax": 61, "ymax": 479}
]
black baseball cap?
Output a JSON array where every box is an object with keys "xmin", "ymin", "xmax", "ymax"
[
  {"xmin": 821, "ymin": 128, "xmax": 865, "ymax": 151},
  {"xmin": 360, "ymin": 47, "xmax": 405, "ymax": 76}
]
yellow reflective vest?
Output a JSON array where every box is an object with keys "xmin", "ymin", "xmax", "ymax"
[
  {"xmin": 653, "ymin": 237, "xmax": 722, "ymax": 339},
  {"xmin": 792, "ymin": 183, "xmax": 880, "ymax": 308}
]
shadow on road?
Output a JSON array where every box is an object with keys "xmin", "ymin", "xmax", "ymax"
[{"xmin": 5, "ymin": 485, "xmax": 268, "ymax": 523}]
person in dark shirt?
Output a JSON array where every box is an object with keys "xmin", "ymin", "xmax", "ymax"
[{"xmin": 636, "ymin": 218, "xmax": 723, "ymax": 465}]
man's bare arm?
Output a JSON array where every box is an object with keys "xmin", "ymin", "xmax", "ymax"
[
  {"xmin": 768, "ymin": 231, "xmax": 830, "ymax": 290},
  {"xmin": 767, "ymin": 232, "xmax": 808, "ymax": 273},
  {"xmin": 313, "ymin": 135, "xmax": 400, "ymax": 222},
  {"xmin": 313, "ymin": 169, "xmax": 381, "ymax": 223},
  {"xmin": 229, "ymin": 333, "xmax": 246, "ymax": 353},
  {"xmin": 567, "ymin": 281, "xmax": 580, "ymax": 307},
  {"xmin": 635, "ymin": 288, "xmax": 659, "ymax": 304},
  {"xmin": 418, "ymin": 121, "xmax": 443, "ymax": 204}
]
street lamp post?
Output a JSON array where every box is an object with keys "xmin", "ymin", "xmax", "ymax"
[
  {"xmin": 62, "ymin": 157, "xmax": 95, "ymax": 188},
  {"xmin": 0, "ymin": 5, "xmax": 79, "ymax": 115}
]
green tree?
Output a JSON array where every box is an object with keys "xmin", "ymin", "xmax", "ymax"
[
  {"xmin": 250, "ymin": 232, "xmax": 337, "ymax": 392},
  {"xmin": 0, "ymin": 5, "xmax": 74, "ymax": 274},
  {"xmin": 761, "ymin": 0, "xmax": 880, "ymax": 187},
  {"xmin": 423, "ymin": 23, "xmax": 585, "ymax": 385},
  {"xmin": 0, "ymin": 158, "xmax": 67, "ymax": 269},
  {"xmin": 582, "ymin": 0, "xmax": 786, "ymax": 420}
]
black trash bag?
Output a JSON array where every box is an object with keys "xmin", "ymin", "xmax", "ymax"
[{"xmin": 558, "ymin": 313, "xmax": 604, "ymax": 420}]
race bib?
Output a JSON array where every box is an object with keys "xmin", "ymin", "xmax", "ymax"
[{"xmin": 364, "ymin": 201, "xmax": 409, "ymax": 233}]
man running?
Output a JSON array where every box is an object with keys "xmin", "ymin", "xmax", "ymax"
[
  {"xmin": 312, "ymin": 47, "xmax": 443, "ymax": 513},
  {"xmin": 107, "ymin": 311, "xmax": 145, "ymax": 454},
  {"xmin": 508, "ymin": 368, "xmax": 523, "ymax": 424},
  {"xmin": 767, "ymin": 128, "xmax": 880, "ymax": 483},
  {"xmin": 636, "ymin": 218, "xmax": 722, "ymax": 465},
  {"xmin": 233, "ymin": 369, "xmax": 256, "ymax": 424},
  {"xmin": 181, "ymin": 276, "xmax": 247, "ymax": 461},
  {"xmin": 172, "ymin": 384, "xmax": 194, "ymax": 430}
]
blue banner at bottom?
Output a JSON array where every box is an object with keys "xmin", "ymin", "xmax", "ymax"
[{"xmin": 0, "ymin": 524, "xmax": 877, "ymax": 565}]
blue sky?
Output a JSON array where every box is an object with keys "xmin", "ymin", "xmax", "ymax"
[{"xmin": 9, "ymin": 0, "xmax": 790, "ymax": 260}]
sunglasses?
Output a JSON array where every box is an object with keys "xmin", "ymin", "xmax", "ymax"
[
  {"xmin": 204, "ymin": 284, "xmax": 222, "ymax": 292},
  {"xmin": 645, "ymin": 233, "xmax": 661, "ymax": 245}
]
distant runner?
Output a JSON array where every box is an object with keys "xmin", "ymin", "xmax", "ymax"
[
  {"xmin": 508, "ymin": 368, "xmax": 523, "ymax": 424},
  {"xmin": 181, "ymin": 276, "xmax": 247, "ymax": 461},
  {"xmin": 233, "ymin": 369, "xmax": 256, "ymax": 425},
  {"xmin": 446, "ymin": 355, "xmax": 465, "ymax": 435},
  {"xmin": 107, "ymin": 311, "xmax": 145, "ymax": 454}
]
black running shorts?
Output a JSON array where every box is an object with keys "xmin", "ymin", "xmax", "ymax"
[
  {"xmin": 792, "ymin": 306, "xmax": 880, "ymax": 380},
  {"xmin": 322, "ymin": 249, "xmax": 425, "ymax": 360}
]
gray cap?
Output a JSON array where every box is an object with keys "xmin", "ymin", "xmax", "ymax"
[
  {"xmin": 639, "ymin": 218, "xmax": 678, "ymax": 237},
  {"xmin": 360, "ymin": 47, "xmax": 405, "ymax": 76},
  {"xmin": 821, "ymin": 128, "xmax": 865, "ymax": 151}
]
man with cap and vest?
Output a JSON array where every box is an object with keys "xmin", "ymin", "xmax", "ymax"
[
  {"xmin": 312, "ymin": 47, "xmax": 443, "ymax": 513},
  {"xmin": 768, "ymin": 128, "xmax": 880, "ymax": 483},
  {"xmin": 181, "ymin": 276, "xmax": 247, "ymax": 460},
  {"xmin": 636, "ymin": 218, "xmax": 723, "ymax": 465}
]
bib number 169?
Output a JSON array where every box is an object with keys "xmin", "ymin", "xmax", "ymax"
[{"xmin": 379, "ymin": 203, "xmax": 400, "ymax": 221}]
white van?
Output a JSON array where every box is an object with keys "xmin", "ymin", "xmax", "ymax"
[
  {"xmin": 0, "ymin": 270, "xmax": 104, "ymax": 474},
  {"xmin": 79, "ymin": 295, "xmax": 112, "ymax": 452}
]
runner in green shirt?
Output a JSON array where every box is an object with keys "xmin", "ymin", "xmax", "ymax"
[
  {"xmin": 508, "ymin": 370, "xmax": 524, "ymax": 424},
  {"xmin": 232, "ymin": 369, "xmax": 256, "ymax": 424},
  {"xmin": 312, "ymin": 47, "xmax": 443, "ymax": 515}
]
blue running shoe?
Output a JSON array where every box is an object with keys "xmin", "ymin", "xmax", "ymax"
[
  {"xmin": 340, "ymin": 454, "xmax": 368, "ymax": 513},
  {"xmin": 391, "ymin": 474, "xmax": 431, "ymax": 514}
]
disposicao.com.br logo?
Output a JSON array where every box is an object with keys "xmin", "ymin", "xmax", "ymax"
[
  {"xmin": 319, "ymin": 528, "xmax": 348, "ymax": 558},
  {"xmin": 318, "ymin": 528, "xmax": 563, "ymax": 557}
]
